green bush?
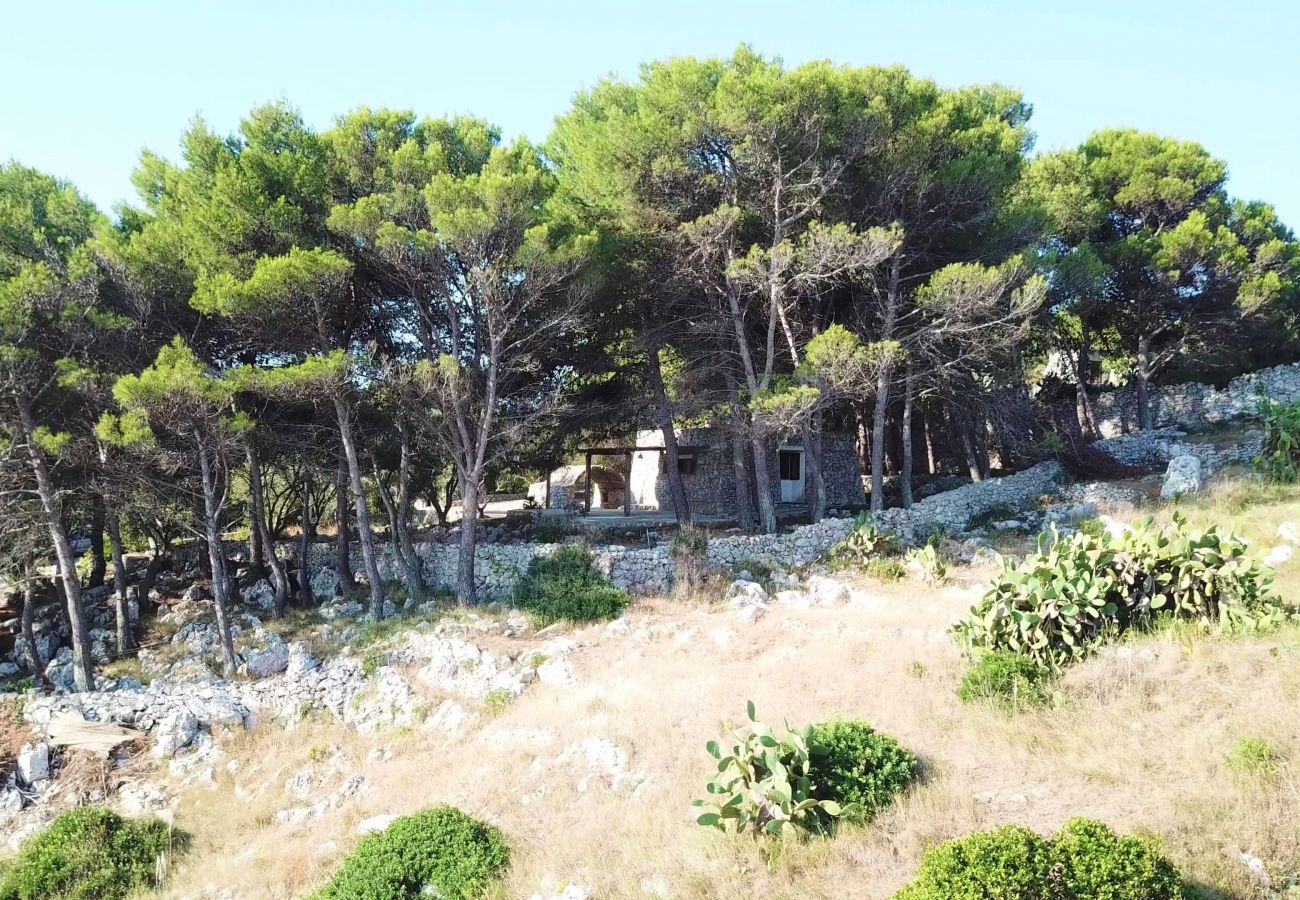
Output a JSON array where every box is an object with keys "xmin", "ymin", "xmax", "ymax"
[
  {"xmin": 895, "ymin": 824, "xmax": 1052, "ymax": 900},
  {"xmin": 957, "ymin": 651, "xmax": 1054, "ymax": 708},
  {"xmin": 730, "ymin": 556, "xmax": 774, "ymax": 584},
  {"xmin": 511, "ymin": 546, "xmax": 628, "ymax": 625},
  {"xmin": 954, "ymin": 515, "xmax": 1288, "ymax": 668},
  {"xmin": 864, "ymin": 557, "xmax": 907, "ymax": 581},
  {"xmin": 807, "ymin": 720, "xmax": 917, "ymax": 823},
  {"xmin": 894, "ymin": 819, "xmax": 1182, "ymax": 900},
  {"xmin": 1049, "ymin": 818, "xmax": 1183, "ymax": 900},
  {"xmin": 311, "ymin": 806, "xmax": 508, "ymax": 900},
  {"xmin": 1228, "ymin": 735, "xmax": 1282, "ymax": 779},
  {"xmin": 1254, "ymin": 399, "xmax": 1300, "ymax": 482},
  {"xmin": 0, "ymin": 806, "xmax": 176, "ymax": 900},
  {"xmin": 669, "ymin": 526, "xmax": 710, "ymax": 595}
]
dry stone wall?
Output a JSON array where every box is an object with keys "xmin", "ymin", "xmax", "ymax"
[
  {"xmin": 1088, "ymin": 362, "xmax": 1300, "ymax": 436},
  {"xmin": 313, "ymin": 460, "xmax": 1064, "ymax": 598}
]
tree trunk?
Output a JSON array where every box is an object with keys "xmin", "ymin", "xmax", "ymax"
[
  {"xmin": 749, "ymin": 434, "xmax": 778, "ymax": 533},
  {"xmin": 16, "ymin": 398, "xmax": 94, "ymax": 691},
  {"xmin": 88, "ymin": 499, "xmax": 106, "ymax": 589},
  {"xmin": 722, "ymin": 374, "xmax": 756, "ymax": 531},
  {"xmin": 138, "ymin": 552, "xmax": 166, "ymax": 615},
  {"xmin": 245, "ymin": 438, "xmax": 290, "ymax": 616},
  {"xmin": 901, "ymin": 364, "xmax": 915, "ymax": 510},
  {"xmin": 457, "ymin": 476, "xmax": 480, "ymax": 604},
  {"xmin": 971, "ymin": 411, "xmax": 992, "ymax": 479},
  {"xmin": 1073, "ymin": 330, "xmax": 1099, "ymax": 439},
  {"xmin": 923, "ymin": 405, "xmax": 936, "ymax": 475},
  {"xmin": 949, "ymin": 404, "xmax": 983, "ymax": 482},
  {"xmin": 333, "ymin": 398, "xmax": 387, "ymax": 619},
  {"xmin": 870, "ymin": 364, "xmax": 892, "ymax": 514},
  {"xmin": 334, "ymin": 453, "xmax": 355, "ymax": 587},
  {"xmin": 105, "ymin": 511, "xmax": 134, "ymax": 654},
  {"xmin": 644, "ymin": 337, "xmax": 692, "ymax": 525},
  {"xmin": 20, "ymin": 563, "xmax": 44, "ymax": 685},
  {"xmin": 395, "ymin": 421, "xmax": 424, "ymax": 593},
  {"xmin": 802, "ymin": 417, "xmax": 826, "ymax": 523},
  {"xmin": 1136, "ymin": 333, "xmax": 1154, "ymax": 431},
  {"xmin": 194, "ymin": 429, "xmax": 238, "ymax": 676},
  {"xmin": 373, "ymin": 458, "xmax": 422, "ymax": 600},
  {"xmin": 298, "ymin": 471, "xmax": 315, "ymax": 606},
  {"xmin": 247, "ymin": 503, "xmax": 264, "ymax": 576}
]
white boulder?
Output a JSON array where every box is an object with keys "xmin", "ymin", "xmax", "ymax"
[
  {"xmin": 16, "ymin": 742, "xmax": 50, "ymax": 786},
  {"xmin": 1160, "ymin": 455, "xmax": 1203, "ymax": 498}
]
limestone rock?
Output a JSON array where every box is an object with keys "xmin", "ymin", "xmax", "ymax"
[
  {"xmin": 356, "ymin": 813, "xmax": 400, "ymax": 835},
  {"xmin": 16, "ymin": 742, "xmax": 50, "ymax": 786},
  {"xmin": 1160, "ymin": 455, "xmax": 1203, "ymax": 498},
  {"xmin": 1263, "ymin": 544, "xmax": 1293, "ymax": 567}
]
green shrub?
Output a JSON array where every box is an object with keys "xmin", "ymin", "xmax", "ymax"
[
  {"xmin": 894, "ymin": 819, "xmax": 1182, "ymax": 900},
  {"xmin": 311, "ymin": 806, "xmax": 508, "ymax": 900},
  {"xmin": 864, "ymin": 557, "xmax": 907, "ymax": 581},
  {"xmin": 692, "ymin": 701, "xmax": 845, "ymax": 838},
  {"xmin": 0, "ymin": 806, "xmax": 177, "ymax": 900},
  {"xmin": 807, "ymin": 720, "xmax": 917, "ymax": 823},
  {"xmin": 511, "ymin": 546, "xmax": 628, "ymax": 625},
  {"xmin": 1255, "ymin": 399, "xmax": 1300, "ymax": 482},
  {"xmin": 954, "ymin": 515, "xmax": 1288, "ymax": 668},
  {"xmin": 894, "ymin": 824, "xmax": 1052, "ymax": 900},
  {"xmin": 1049, "ymin": 818, "xmax": 1183, "ymax": 900},
  {"xmin": 669, "ymin": 526, "xmax": 710, "ymax": 595},
  {"xmin": 731, "ymin": 556, "xmax": 773, "ymax": 584},
  {"xmin": 1228, "ymin": 735, "xmax": 1282, "ymax": 779},
  {"xmin": 957, "ymin": 651, "xmax": 1054, "ymax": 708}
]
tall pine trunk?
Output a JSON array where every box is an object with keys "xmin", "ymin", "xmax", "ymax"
[
  {"xmin": 901, "ymin": 364, "xmax": 915, "ymax": 510},
  {"xmin": 244, "ymin": 438, "xmax": 290, "ymax": 616},
  {"xmin": 1135, "ymin": 333, "xmax": 1154, "ymax": 431},
  {"xmin": 644, "ymin": 337, "xmax": 692, "ymax": 524},
  {"xmin": 802, "ymin": 417, "xmax": 826, "ymax": 523},
  {"xmin": 298, "ymin": 471, "xmax": 315, "ymax": 606},
  {"xmin": 333, "ymin": 398, "xmax": 387, "ymax": 619},
  {"xmin": 334, "ymin": 453, "xmax": 355, "ymax": 587},
  {"xmin": 105, "ymin": 511, "xmax": 134, "ymax": 653},
  {"xmin": 16, "ymin": 398, "xmax": 94, "ymax": 691},
  {"xmin": 373, "ymin": 457, "xmax": 422, "ymax": 599},
  {"xmin": 457, "ymin": 476, "xmax": 479, "ymax": 604},
  {"xmin": 870, "ymin": 364, "xmax": 892, "ymax": 513},
  {"xmin": 194, "ymin": 429, "xmax": 238, "ymax": 676},
  {"xmin": 395, "ymin": 421, "xmax": 424, "ymax": 594},
  {"xmin": 1073, "ymin": 328, "xmax": 1099, "ymax": 439},
  {"xmin": 949, "ymin": 404, "xmax": 983, "ymax": 482},
  {"xmin": 20, "ymin": 563, "xmax": 44, "ymax": 685},
  {"xmin": 88, "ymin": 499, "xmax": 106, "ymax": 589}
]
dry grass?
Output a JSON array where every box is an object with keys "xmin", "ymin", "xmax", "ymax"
[{"xmin": 153, "ymin": 481, "xmax": 1300, "ymax": 900}]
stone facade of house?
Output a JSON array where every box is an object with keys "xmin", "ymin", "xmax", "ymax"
[{"xmin": 628, "ymin": 427, "xmax": 867, "ymax": 518}]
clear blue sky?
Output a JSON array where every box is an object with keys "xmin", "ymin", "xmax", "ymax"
[{"xmin": 2, "ymin": 0, "xmax": 1296, "ymax": 224}]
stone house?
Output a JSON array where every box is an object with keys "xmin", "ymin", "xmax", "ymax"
[{"xmin": 625, "ymin": 427, "xmax": 866, "ymax": 518}]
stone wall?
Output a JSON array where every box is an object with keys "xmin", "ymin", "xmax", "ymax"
[
  {"xmin": 1084, "ymin": 362, "xmax": 1300, "ymax": 437},
  {"xmin": 313, "ymin": 459, "xmax": 1062, "ymax": 599}
]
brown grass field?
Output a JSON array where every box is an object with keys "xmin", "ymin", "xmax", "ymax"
[{"xmin": 158, "ymin": 474, "xmax": 1300, "ymax": 899}]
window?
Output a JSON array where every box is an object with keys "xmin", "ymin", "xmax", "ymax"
[
  {"xmin": 778, "ymin": 449, "xmax": 802, "ymax": 481},
  {"xmin": 660, "ymin": 453, "xmax": 697, "ymax": 476}
]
